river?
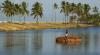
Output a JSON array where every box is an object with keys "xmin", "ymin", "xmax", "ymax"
[{"xmin": 0, "ymin": 27, "xmax": 100, "ymax": 55}]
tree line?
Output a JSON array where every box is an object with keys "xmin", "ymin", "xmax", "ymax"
[{"xmin": 0, "ymin": 0, "xmax": 100, "ymax": 25}]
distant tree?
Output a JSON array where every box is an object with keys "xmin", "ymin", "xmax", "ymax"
[
  {"xmin": 60, "ymin": 1, "xmax": 70, "ymax": 24},
  {"xmin": 2, "ymin": 0, "xmax": 15, "ymax": 22},
  {"xmin": 78, "ymin": 4, "xmax": 91, "ymax": 23},
  {"xmin": 31, "ymin": 2, "xmax": 43, "ymax": 24},
  {"xmin": 93, "ymin": 6, "xmax": 99, "ymax": 15},
  {"xmin": 14, "ymin": 4, "xmax": 22, "ymax": 22},
  {"xmin": 53, "ymin": 3, "xmax": 58, "ymax": 23},
  {"xmin": 83, "ymin": 4, "xmax": 91, "ymax": 17},
  {"xmin": 21, "ymin": 1, "xmax": 29, "ymax": 23},
  {"xmin": 91, "ymin": 6, "xmax": 100, "ymax": 25},
  {"xmin": 76, "ymin": 3, "xmax": 83, "ymax": 23}
]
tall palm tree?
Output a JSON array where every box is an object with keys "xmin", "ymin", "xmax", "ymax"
[
  {"xmin": 14, "ymin": 4, "xmax": 22, "ymax": 22},
  {"xmin": 65, "ymin": 2, "xmax": 70, "ymax": 24},
  {"xmin": 53, "ymin": 3, "xmax": 58, "ymax": 23},
  {"xmin": 60, "ymin": 1, "xmax": 66, "ymax": 23},
  {"xmin": 21, "ymin": 1, "xmax": 29, "ymax": 23},
  {"xmin": 60, "ymin": 1, "xmax": 70, "ymax": 24},
  {"xmin": 2, "ymin": 0, "xmax": 15, "ymax": 22},
  {"xmin": 75, "ymin": 3, "xmax": 83, "ymax": 24},
  {"xmin": 31, "ymin": 2, "xmax": 43, "ymax": 24},
  {"xmin": 83, "ymin": 4, "xmax": 91, "ymax": 17},
  {"xmin": 80, "ymin": 4, "xmax": 90, "ymax": 23},
  {"xmin": 52, "ymin": 0, "xmax": 54, "ymax": 22},
  {"xmin": 15, "ymin": 4, "xmax": 20, "ymax": 15},
  {"xmin": 76, "ymin": 3, "xmax": 82, "ymax": 15}
]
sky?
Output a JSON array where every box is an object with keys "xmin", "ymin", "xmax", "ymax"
[{"xmin": 0, "ymin": 0, "xmax": 100, "ymax": 22}]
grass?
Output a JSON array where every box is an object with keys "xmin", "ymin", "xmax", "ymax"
[{"xmin": 0, "ymin": 22, "xmax": 94, "ymax": 31}]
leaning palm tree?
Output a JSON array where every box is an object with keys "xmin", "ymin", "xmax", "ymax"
[
  {"xmin": 53, "ymin": 3, "xmax": 58, "ymax": 23},
  {"xmin": 2, "ymin": 0, "xmax": 15, "ymax": 22},
  {"xmin": 31, "ymin": 2, "xmax": 43, "ymax": 24}
]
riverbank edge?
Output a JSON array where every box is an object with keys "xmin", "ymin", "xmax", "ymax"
[{"xmin": 0, "ymin": 23, "xmax": 96, "ymax": 32}]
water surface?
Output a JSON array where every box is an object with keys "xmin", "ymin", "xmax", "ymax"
[{"xmin": 0, "ymin": 27, "xmax": 100, "ymax": 55}]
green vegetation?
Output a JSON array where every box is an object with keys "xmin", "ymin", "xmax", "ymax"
[
  {"xmin": 31, "ymin": 2, "xmax": 43, "ymax": 24},
  {"xmin": 0, "ymin": 0, "xmax": 100, "ymax": 26},
  {"xmin": 1, "ymin": 0, "xmax": 29, "ymax": 23},
  {"xmin": 21, "ymin": 1, "xmax": 29, "ymax": 23},
  {"xmin": 2, "ymin": 0, "xmax": 15, "ymax": 22},
  {"xmin": 60, "ymin": 1, "xmax": 70, "ymax": 24}
]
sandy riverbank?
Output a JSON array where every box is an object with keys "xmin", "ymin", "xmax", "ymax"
[{"xmin": 0, "ymin": 22, "xmax": 94, "ymax": 31}]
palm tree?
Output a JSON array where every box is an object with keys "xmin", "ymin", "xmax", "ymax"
[
  {"xmin": 14, "ymin": 4, "xmax": 22, "ymax": 22},
  {"xmin": 51, "ymin": 0, "xmax": 54, "ymax": 22},
  {"xmin": 0, "ymin": 5, "xmax": 1, "ymax": 10},
  {"xmin": 53, "ymin": 3, "xmax": 58, "ymax": 23},
  {"xmin": 75, "ymin": 3, "xmax": 83, "ymax": 24},
  {"xmin": 80, "ymin": 4, "xmax": 90, "ymax": 23},
  {"xmin": 93, "ymin": 6, "xmax": 99, "ymax": 15},
  {"xmin": 60, "ymin": 1, "xmax": 70, "ymax": 24},
  {"xmin": 2, "ymin": 0, "xmax": 15, "ymax": 22},
  {"xmin": 83, "ymin": 4, "xmax": 91, "ymax": 17},
  {"xmin": 92, "ymin": 6, "xmax": 99, "ymax": 24},
  {"xmin": 31, "ymin": 2, "xmax": 43, "ymax": 24},
  {"xmin": 60, "ymin": 1, "xmax": 65, "ymax": 23},
  {"xmin": 21, "ymin": 1, "xmax": 29, "ymax": 23}
]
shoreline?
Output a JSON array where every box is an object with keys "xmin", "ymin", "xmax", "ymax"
[{"xmin": 0, "ymin": 23, "xmax": 96, "ymax": 32}]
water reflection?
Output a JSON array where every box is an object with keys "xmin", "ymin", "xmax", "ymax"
[
  {"xmin": 56, "ymin": 27, "xmax": 100, "ymax": 55},
  {"xmin": 5, "ymin": 32, "xmax": 14, "ymax": 48},
  {"xmin": 33, "ymin": 30, "xmax": 43, "ymax": 49},
  {"xmin": 0, "ymin": 27, "xmax": 100, "ymax": 55},
  {"xmin": 32, "ymin": 30, "xmax": 43, "ymax": 55},
  {"xmin": 5, "ymin": 31, "xmax": 26, "ymax": 55},
  {"xmin": 5, "ymin": 32, "xmax": 14, "ymax": 55}
]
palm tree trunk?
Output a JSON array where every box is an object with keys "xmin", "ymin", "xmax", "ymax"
[
  {"xmin": 63, "ymin": 15, "xmax": 64, "ymax": 24},
  {"xmin": 19, "ymin": 16, "xmax": 21, "ymax": 23},
  {"xmin": 24, "ymin": 16, "xmax": 25, "ymax": 24},
  {"xmin": 77, "ymin": 16, "xmax": 79, "ymax": 24},
  {"xmin": 7, "ymin": 17, "xmax": 9, "ymax": 22},
  {"xmin": 19, "ymin": 17, "xmax": 21, "ymax": 23},
  {"xmin": 36, "ymin": 17, "xmax": 38, "ymax": 24},
  {"xmin": 11, "ymin": 16, "xmax": 12, "ymax": 23},
  {"xmin": 65, "ymin": 15, "xmax": 66, "ymax": 24},
  {"xmin": 55, "ymin": 11, "xmax": 56, "ymax": 23},
  {"xmin": 67, "ymin": 15, "xmax": 68, "ymax": 24},
  {"xmin": 52, "ymin": 0, "xmax": 54, "ymax": 22}
]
